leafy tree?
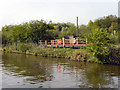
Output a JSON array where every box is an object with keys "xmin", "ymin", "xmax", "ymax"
[
  {"xmin": 28, "ymin": 20, "xmax": 53, "ymax": 43},
  {"xmin": 2, "ymin": 25, "xmax": 14, "ymax": 45},
  {"xmin": 88, "ymin": 28, "xmax": 113, "ymax": 63},
  {"xmin": 94, "ymin": 15, "xmax": 117, "ymax": 29},
  {"xmin": 109, "ymin": 22, "xmax": 118, "ymax": 34},
  {"xmin": 87, "ymin": 20, "xmax": 93, "ymax": 27},
  {"xmin": 58, "ymin": 23, "xmax": 76, "ymax": 38},
  {"xmin": 78, "ymin": 25, "xmax": 88, "ymax": 38},
  {"xmin": 1, "ymin": 15, "xmax": 119, "ymax": 46}
]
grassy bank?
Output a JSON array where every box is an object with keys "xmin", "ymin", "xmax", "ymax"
[
  {"xmin": 2, "ymin": 43, "xmax": 120, "ymax": 65},
  {"xmin": 2, "ymin": 43, "xmax": 103, "ymax": 64}
]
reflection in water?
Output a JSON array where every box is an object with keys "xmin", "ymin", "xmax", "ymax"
[
  {"xmin": 58, "ymin": 65, "xmax": 64, "ymax": 73},
  {"xmin": 2, "ymin": 53, "xmax": 54, "ymax": 84},
  {"xmin": 2, "ymin": 53, "xmax": 120, "ymax": 88}
]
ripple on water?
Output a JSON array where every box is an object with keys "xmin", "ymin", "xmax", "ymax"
[{"xmin": 1, "ymin": 53, "xmax": 120, "ymax": 88}]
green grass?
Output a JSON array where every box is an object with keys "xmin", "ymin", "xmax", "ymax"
[{"xmin": 3, "ymin": 43, "xmax": 120, "ymax": 65}]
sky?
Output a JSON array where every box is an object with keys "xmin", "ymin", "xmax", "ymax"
[{"xmin": 0, "ymin": 0, "xmax": 119, "ymax": 30}]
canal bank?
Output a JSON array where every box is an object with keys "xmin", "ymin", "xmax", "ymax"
[
  {"xmin": 2, "ymin": 43, "xmax": 120, "ymax": 65},
  {"xmin": 3, "ymin": 45, "xmax": 100, "ymax": 63}
]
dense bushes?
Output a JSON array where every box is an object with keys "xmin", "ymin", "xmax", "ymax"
[
  {"xmin": 1, "ymin": 15, "xmax": 120, "ymax": 65},
  {"xmin": 108, "ymin": 46, "xmax": 120, "ymax": 64},
  {"xmin": 3, "ymin": 43, "xmax": 103, "ymax": 63},
  {"xmin": 3, "ymin": 43, "xmax": 120, "ymax": 64},
  {"xmin": 87, "ymin": 28, "xmax": 119, "ymax": 64}
]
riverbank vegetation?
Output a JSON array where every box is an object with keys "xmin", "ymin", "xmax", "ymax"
[
  {"xmin": 3, "ymin": 43, "xmax": 102, "ymax": 64},
  {"xmin": 1, "ymin": 15, "xmax": 120, "ymax": 65}
]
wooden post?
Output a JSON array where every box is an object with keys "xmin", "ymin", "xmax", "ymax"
[
  {"xmin": 86, "ymin": 38, "xmax": 87, "ymax": 44},
  {"xmin": 40, "ymin": 40, "xmax": 42, "ymax": 45},
  {"xmin": 51, "ymin": 40, "xmax": 52, "ymax": 45},
  {"xmin": 76, "ymin": 16, "xmax": 79, "ymax": 36},
  {"xmin": 76, "ymin": 37, "xmax": 78, "ymax": 45},
  {"xmin": 53, "ymin": 40, "xmax": 55, "ymax": 45},
  {"xmin": 62, "ymin": 37, "xmax": 65, "ymax": 47},
  {"xmin": 57, "ymin": 40, "xmax": 59, "ymax": 45},
  {"xmin": 51, "ymin": 40, "xmax": 54, "ymax": 45},
  {"xmin": 45, "ymin": 40, "xmax": 47, "ymax": 45},
  {"xmin": 69, "ymin": 39, "xmax": 71, "ymax": 44}
]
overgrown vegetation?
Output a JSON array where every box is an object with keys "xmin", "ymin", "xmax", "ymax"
[
  {"xmin": 3, "ymin": 43, "xmax": 102, "ymax": 64},
  {"xmin": 87, "ymin": 28, "xmax": 114, "ymax": 63},
  {"xmin": 1, "ymin": 15, "xmax": 120, "ymax": 65}
]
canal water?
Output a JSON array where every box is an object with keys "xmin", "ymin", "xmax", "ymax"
[{"xmin": 1, "ymin": 53, "xmax": 120, "ymax": 88}]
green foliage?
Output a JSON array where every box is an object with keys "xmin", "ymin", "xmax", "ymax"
[
  {"xmin": 58, "ymin": 23, "xmax": 76, "ymax": 38},
  {"xmin": 94, "ymin": 15, "xmax": 117, "ymax": 28},
  {"xmin": 108, "ymin": 47, "xmax": 120, "ymax": 64},
  {"xmin": 1, "ymin": 15, "xmax": 120, "ymax": 64},
  {"xmin": 109, "ymin": 22, "xmax": 118, "ymax": 34},
  {"xmin": 2, "ymin": 15, "xmax": 118, "ymax": 45},
  {"xmin": 87, "ymin": 28, "xmax": 113, "ymax": 63},
  {"xmin": 87, "ymin": 20, "xmax": 93, "ymax": 27},
  {"xmin": 17, "ymin": 43, "xmax": 28, "ymax": 52},
  {"xmin": 2, "ymin": 20, "xmax": 55, "ymax": 44}
]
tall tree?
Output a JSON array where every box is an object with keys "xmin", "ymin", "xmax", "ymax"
[{"xmin": 88, "ymin": 28, "xmax": 113, "ymax": 63}]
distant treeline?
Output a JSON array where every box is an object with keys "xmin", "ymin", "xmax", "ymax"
[
  {"xmin": 1, "ymin": 15, "xmax": 120, "ymax": 64},
  {"xmin": 1, "ymin": 15, "xmax": 120, "ymax": 45}
]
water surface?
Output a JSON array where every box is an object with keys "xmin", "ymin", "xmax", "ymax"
[{"xmin": 2, "ymin": 53, "xmax": 120, "ymax": 88}]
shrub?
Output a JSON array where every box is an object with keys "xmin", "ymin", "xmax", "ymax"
[
  {"xmin": 17, "ymin": 43, "xmax": 27, "ymax": 53},
  {"xmin": 87, "ymin": 28, "xmax": 113, "ymax": 63}
]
